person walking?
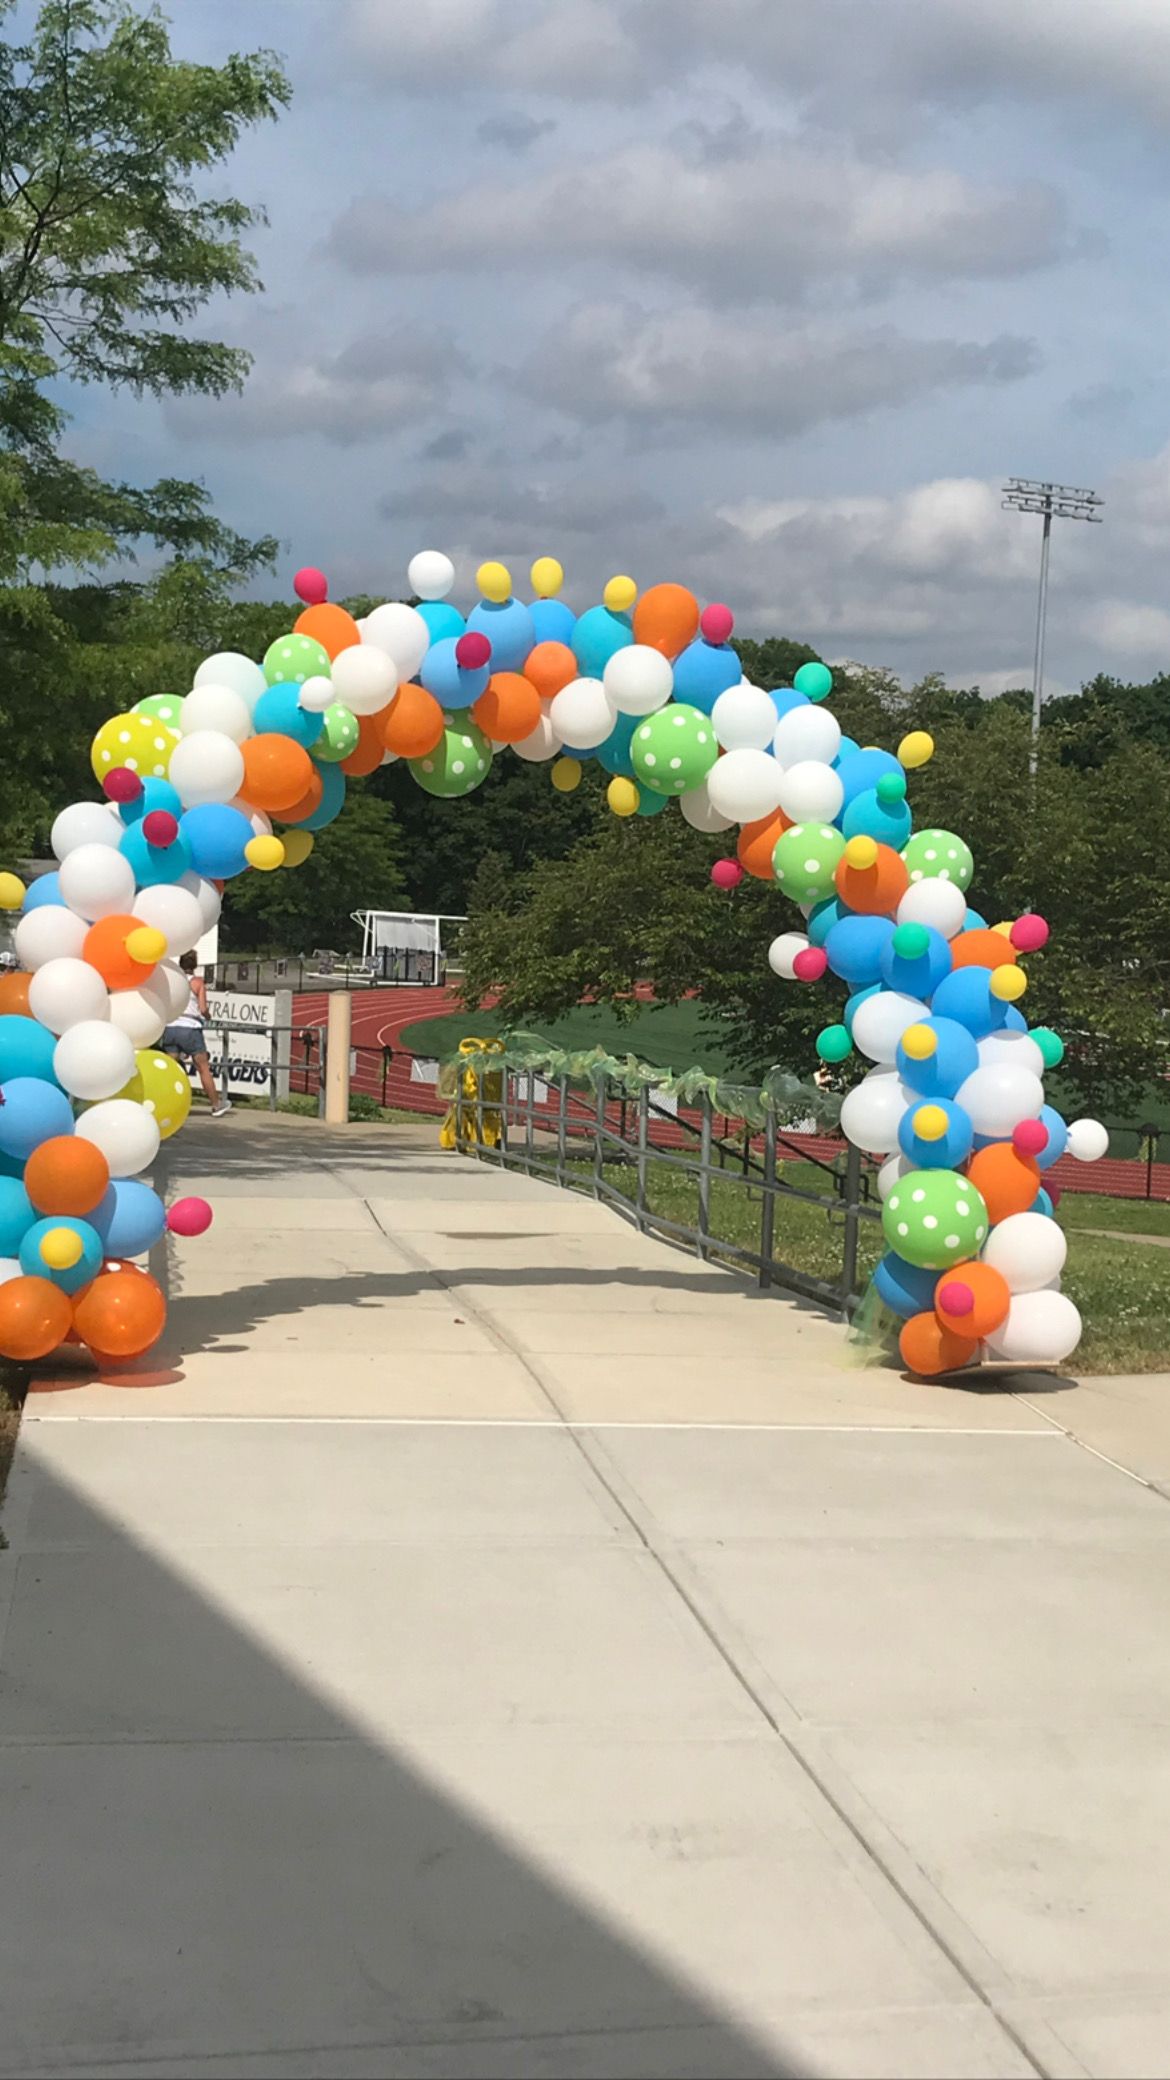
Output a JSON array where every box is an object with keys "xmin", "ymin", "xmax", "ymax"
[{"xmin": 162, "ymin": 952, "xmax": 232, "ymax": 1117}]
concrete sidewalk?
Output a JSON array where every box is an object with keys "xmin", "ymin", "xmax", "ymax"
[{"xmin": 3, "ymin": 1116, "xmax": 1170, "ymax": 2078}]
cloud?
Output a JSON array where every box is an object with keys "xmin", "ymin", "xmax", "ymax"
[
  {"xmin": 166, "ymin": 327, "xmax": 468, "ymax": 447},
  {"xmin": 326, "ymin": 139, "xmax": 1073, "ymax": 300},
  {"xmin": 339, "ymin": 0, "xmax": 642, "ymax": 98},
  {"xmin": 523, "ymin": 302, "xmax": 1038, "ymax": 433},
  {"xmin": 1078, "ymin": 600, "xmax": 1170, "ymax": 657},
  {"xmin": 476, "ymin": 110, "xmax": 557, "ymax": 153}
]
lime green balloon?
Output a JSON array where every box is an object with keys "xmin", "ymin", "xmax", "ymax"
[
  {"xmin": 410, "ymin": 716, "xmax": 493, "ymax": 799},
  {"xmin": 263, "ymin": 632, "xmax": 331, "ymax": 687},
  {"xmin": 631, "ymin": 703, "xmax": 718, "ymax": 797},
  {"xmin": 314, "ymin": 703, "xmax": 359, "ymax": 762},
  {"xmin": 881, "ymin": 1168, "xmax": 989, "ymax": 1270},
  {"xmin": 134, "ymin": 694, "xmax": 183, "ymax": 729},
  {"xmin": 902, "ymin": 827, "xmax": 974, "ymax": 891},
  {"xmin": 772, "ymin": 821, "xmax": 846, "ymax": 904}
]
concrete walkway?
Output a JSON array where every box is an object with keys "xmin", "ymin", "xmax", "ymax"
[{"xmin": 3, "ymin": 1116, "xmax": 1170, "ymax": 2078}]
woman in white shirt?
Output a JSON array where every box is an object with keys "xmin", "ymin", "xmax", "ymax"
[{"xmin": 161, "ymin": 952, "xmax": 232, "ymax": 1117}]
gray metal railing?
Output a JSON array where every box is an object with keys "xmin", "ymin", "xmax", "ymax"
[{"xmin": 453, "ymin": 1065, "xmax": 879, "ymax": 1318}]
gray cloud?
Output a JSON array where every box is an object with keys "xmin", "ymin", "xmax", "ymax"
[
  {"xmin": 166, "ymin": 327, "xmax": 468, "ymax": 447},
  {"xmin": 476, "ymin": 109, "xmax": 557, "ymax": 153}
]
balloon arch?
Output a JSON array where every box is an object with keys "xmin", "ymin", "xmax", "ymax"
[{"xmin": 0, "ymin": 552, "xmax": 1108, "ymax": 1376}]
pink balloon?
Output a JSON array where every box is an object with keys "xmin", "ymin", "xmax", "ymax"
[
  {"xmin": 294, "ymin": 566, "xmax": 328, "ymax": 606},
  {"xmin": 1010, "ymin": 912, "xmax": 1049, "ymax": 952},
  {"xmin": 143, "ymin": 810, "xmax": 179, "ymax": 847},
  {"xmin": 701, "ymin": 603, "xmax": 734, "ymax": 645},
  {"xmin": 1013, "ymin": 1118, "xmax": 1048, "ymax": 1157},
  {"xmin": 710, "ymin": 859, "xmax": 743, "ymax": 891},
  {"xmin": 167, "ymin": 1197, "xmax": 213, "ymax": 1238},
  {"xmin": 456, "ymin": 631, "xmax": 492, "ymax": 669},
  {"xmin": 104, "ymin": 766, "xmax": 143, "ymax": 803},
  {"xmin": 792, "ymin": 946, "xmax": 829, "ymax": 982},
  {"xmin": 937, "ymin": 1279, "xmax": 974, "ymax": 1317}
]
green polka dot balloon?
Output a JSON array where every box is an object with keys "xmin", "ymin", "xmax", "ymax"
[
  {"xmin": 631, "ymin": 703, "xmax": 718, "ymax": 797},
  {"xmin": 772, "ymin": 821, "xmax": 846, "ymax": 904},
  {"xmin": 902, "ymin": 827, "xmax": 974, "ymax": 890},
  {"xmin": 134, "ymin": 694, "xmax": 183, "ymax": 730},
  {"xmin": 263, "ymin": 632, "xmax": 331, "ymax": 687},
  {"xmin": 410, "ymin": 715, "xmax": 493, "ymax": 799},
  {"xmin": 881, "ymin": 1168, "xmax": 989, "ymax": 1270},
  {"xmin": 314, "ymin": 703, "xmax": 360, "ymax": 763}
]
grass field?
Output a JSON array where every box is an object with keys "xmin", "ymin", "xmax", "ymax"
[{"xmin": 400, "ymin": 1000, "xmax": 740, "ymax": 1075}]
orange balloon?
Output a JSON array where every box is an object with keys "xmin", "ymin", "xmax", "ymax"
[
  {"xmin": 73, "ymin": 1267, "xmax": 166, "ymax": 1360},
  {"xmin": 0, "ymin": 971, "xmax": 32, "ymax": 1015},
  {"xmin": 381, "ymin": 682, "xmax": 445, "ymax": 759},
  {"xmin": 737, "ymin": 811, "xmax": 789, "ymax": 880},
  {"xmin": 294, "ymin": 602, "xmax": 362, "ymax": 660},
  {"xmin": 965, "ymin": 1143, "xmax": 1041, "ymax": 1225},
  {"xmin": 276, "ymin": 766, "xmax": 324, "ymax": 826},
  {"xmin": 0, "ymin": 1275, "xmax": 72, "ymax": 1361},
  {"xmin": 949, "ymin": 928, "xmax": 1016, "ymax": 971},
  {"xmin": 934, "ymin": 1259, "xmax": 1011, "ymax": 1339},
  {"xmin": 24, "ymin": 1136, "xmax": 110, "ymax": 1216},
  {"xmin": 834, "ymin": 844, "xmax": 910, "ymax": 916},
  {"xmin": 472, "ymin": 672, "xmax": 542, "ymax": 746},
  {"xmin": 523, "ymin": 641, "xmax": 578, "ymax": 701},
  {"xmin": 341, "ymin": 708, "xmax": 393, "ymax": 778},
  {"xmin": 84, "ymin": 913, "xmax": 157, "ymax": 990},
  {"xmin": 632, "ymin": 583, "xmax": 700, "ymax": 659},
  {"xmin": 240, "ymin": 734, "xmax": 313, "ymax": 814},
  {"xmin": 899, "ymin": 1310, "xmax": 980, "ymax": 1378}
]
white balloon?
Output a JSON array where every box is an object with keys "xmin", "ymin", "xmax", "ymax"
[
  {"xmin": 28, "ymin": 957, "xmax": 109, "ymax": 1033},
  {"xmin": 108, "ymin": 979, "xmax": 169, "ymax": 1048},
  {"xmin": 0, "ymin": 1257, "xmax": 21, "ymax": 1287},
  {"xmin": 711, "ymin": 683, "xmax": 775, "ymax": 752},
  {"xmin": 955, "ymin": 1064, "xmax": 1044, "ymax": 1138},
  {"xmin": 408, "ymin": 549, "xmax": 455, "ymax": 600},
  {"xmin": 52, "ymin": 1020, "xmax": 136, "ymax": 1102},
  {"xmin": 706, "ymin": 748, "xmax": 785, "ymax": 824},
  {"xmin": 767, "ymin": 931, "xmax": 809, "ymax": 980},
  {"xmin": 362, "ymin": 601, "xmax": 430, "ymax": 679},
  {"xmin": 897, "ymin": 878, "xmax": 968, "ymax": 939},
  {"xmin": 512, "ymin": 712, "xmax": 562, "ymax": 763},
  {"xmin": 851, "ymin": 991, "xmax": 930, "ymax": 1065},
  {"xmin": 76, "ymin": 1098, "xmax": 160, "ymax": 1178},
  {"xmin": 168, "ymin": 730, "xmax": 245, "ymax": 809},
  {"xmin": 773, "ymin": 705, "xmax": 841, "ymax": 766},
  {"xmin": 14, "ymin": 905, "xmax": 88, "ymax": 969},
  {"xmin": 982, "ymin": 1211, "xmax": 1067, "ymax": 1293},
  {"xmin": 330, "ymin": 643, "xmax": 398, "ymax": 716},
  {"xmin": 840, "ymin": 1067, "xmax": 915, "ymax": 1155},
  {"xmin": 131, "ymin": 884, "xmax": 205, "ymax": 957},
  {"xmin": 679, "ymin": 780, "xmax": 733, "ymax": 833},
  {"xmin": 976, "ymin": 1029, "xmax": 1046, "ymax": 1079},
  {"xmin": 298, "ymin": 674, "xmax": 335, "ymax": 715},
  {"xmin": 193, "ymin": 652, "xmax": 266, "ymax": 711},
  {"xmin": 179, "ymin": 684, "xmax": 254, "ymax": 743},
  {"xmin": 178, "ymin": 873, "xmax": 222, "ymax": 932},
  {"xmin": 155, "ymin": 960, "xmax": 192, "ymax": 1017},
  {"xmin": 602, "ymin": 645, "xmax": 674, "ymax": 717},
  {"xmin": 549, "ymin": 677, "xmax": 616, "ymax": 750},
  {"xmin": 230, "ymin": 798, "xmax": 272, "ymax": 840},
  {"xmin": 1067, "ymin": 1118, "xmax": 1109, "ymax": 1162},
  {"xmin": 57, "ymin": 843, "xmax": 136, "ymax": 923},
  {"xmin": 51, "ymin": 801, "xmax": 124, "ymax": 860},
  {"xmin": 983, "ymin": 1289, "xmax": 1082, "ymax": 1364},
  {"xmin": 877, "ymin": 1152, "xmax": 913, "ymax": 1200},
  {"xmin": 777, "ymin": 759, "xmax": 845, "ymax": 825}
]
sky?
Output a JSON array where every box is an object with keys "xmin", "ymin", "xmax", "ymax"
[{"xmin": 59, "ymin": 0, "xmax": 1170, "ymax": 696}]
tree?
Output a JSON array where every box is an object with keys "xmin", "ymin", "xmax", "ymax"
[{"xmin": 225, "ymin": 793, "xmax": 407, "ymax": 954}]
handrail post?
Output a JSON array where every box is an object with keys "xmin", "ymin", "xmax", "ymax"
[
  {"xmin": 759, "ymin": 1107, "xmax": 777, "ymax": 1289},
  {"xmin": 556, "ymin": 1074, "xmax": 567, "ymax": 1187},
  {"xmin": 697, "ymin": 1089, "xmax": 712, "ymax": 1260},
  {"xmin": 636, "ymin": 1084, "xmax": 649, "ymax": 1230},
  {"xmin": 324, "ymin": 991, "xmax": 352, "ymax": 1125},
  {"xmin": 592, "ymin": 1074, "xmax": 606, "ymax": 1197},
  {"xmin": 841, "ymin": 1139, "xmax": 862, "ymax": 1311},
  {"xmin": 525, "ymin": 1067, "xmax": 536, "ymax": 1174}
]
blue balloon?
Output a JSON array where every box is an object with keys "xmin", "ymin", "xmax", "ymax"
[
  {"xmin": 635, "ymin": 785, "xmax": 670, "ymax": 818},
  {"xmin": 841, "ymin": 787, "xmax": 913, "ymax": 849},
  {"xmin": 571, "ymin": 604, "xmax": 633, "ymax": 678},
  {"xmin": 19, "ymin": 1215, "xmax": 103, "ymax": 1293},
  {"xmin": 416, "ymin": 600, "xmax": 465, "ymax": 645},
  {"xmin": 299, "ymin": 760, "xmax": 346, "ymax": 833},
  {"xmin": 528, "ymin": 598, "xmax": 577, "ymax": 645},
  {"xmin": 0, "ymin": 1175, "xmax": 35, "ymax": 1255},
  {"xmin": 596, "ymin": 713, "xmax": 638, "ymax": 778},
  {"xmin": 119, "ymin": 776, "xmax": 182, "ymax": 828},
  {"xmin": 843, "ymin": 983, "xmax": 881, "ymax": 1030},
  {"xmin": 466, "ymin": 596, "xmax": 536, "ymax": 673},
  {"xmin": 0, "ymin": 1078, "xmax": 74, "ymax": 1161},
  {"xmin": 1035, "ymin": 1104, "xmax": 1068, "ymax": 1170},
  {"xmin": 91, "ymin": 1179, "xmax": 166, "ymax": 1258},
  {"xmin": 808, "ymin": 897, "xmax": 846, "ymax": 948},
  {"xmin": 1030, "ymin": 1186, "xmax": 1056, "ymax": 1218},
  {"xmin": 253, "ymin": 682, "xmax": 324, "ymax": 749},
  {"xmin": 896, "ymin": 1015, "xmax": 979, "ymax": 1098},
  {"xmin": 1002, "ymin": 1003, "xmax": 1028, "ymax": 1031},
  {"xmin": 120, "ymin": 819, "xmax": 193, "ymax": 888},
  {"xmin": 961, "ymin": 908, "xmax": 988, "ymax": 932},
  {"xmin": 768, "ymin": 686, "xmax": 808, "ymax": 721},
  {"xmin": 669, "ymin": 637, "xmax": 742, "ymax": 716},
  {"xmin": 898, "ymin": 1094, "xmax": 974, "ymax": 1170},
  {"xmin": 833, "ymin": 735, "xmax": 861, "ymax": 768},
  {"xmin": 880, "ymin": 924, "xmax": 952, "ymax": 998},
  {"xmin": 180, "ymin": 804, "xmax": 253, "ymax": 881},
  {"xmin": 873, "ymin": 1251, "xmax": 940, "ymax": 1320},
  {"xmin": 420, "ymin": 636, "xmax": 489, "ymax": 710},
  {"xmin": 0, "ymin": 1015, "xmax": 60, "ymax": 1085},
  {"xmin": 836, "ymin": 748, "xmax": 901, "ymax": 806},
  {"xmin": 22, "ymin": 871, "xmax": 62, "ymax": 911},
  {"xmin": 930, "ymin": 966, "xmax": 1009, "ymax": 1038},
  {"xmin": 824, "ymin": 914, "xmax": 895, "ymax": 988}
]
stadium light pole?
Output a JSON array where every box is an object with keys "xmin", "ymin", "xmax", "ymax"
[{"xmin": 1002, "ymin": 478, "xmax": 1103, "ymax": 775}]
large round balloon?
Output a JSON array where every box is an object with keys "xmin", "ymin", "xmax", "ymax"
[
  {"xmin": 632, "ymin": 583, "xmax": 699, "ymax": 659},
  {"xmin": 19, "ymin": 1215, "xmax": 103, "ymax": 1293},
  {"xmin": 0, "ymin": 1014, "xmax": 60, "ymax": 1085},
  {"xmin": 263, "ymin": 633, "xmax": 331, "ymax": 686},
  {"xmin": 0, "ymin": 1077, "xmax": 75, "ymax": 1161},
  {"xmin": 409, "ymin": 718, "xmax": 493, "ymax": 799},
  {"xmin": 631, "ymin": 705, "xmax": 718, "ymax": 796},
  {"xmin": 73, "ymin": 1265, "xmax": 167, "ymax": 1360},
  {"xmin": 24, "ymin": 1136, "xmax": 109, "ymax": 1216},
  {"xmin": 903, "ymin": 828, "xmax": 974, "ymax": 890},
  {"xmin": 881, "ymin": 1169, "xmax": 989, "ymax": 1268},
  {"xmin": 0, "ymin": 1274, "xmax": 72, "ymax": 1360},
  {"xmin": 772, "ymin": 822, "xmax": 846, "ymax": 905}
]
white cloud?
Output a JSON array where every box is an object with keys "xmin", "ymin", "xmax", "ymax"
[
  {"xmin": 1078, "ymin": 600, "xmax": 1170, "ymax": 656},
  {"xmin": 166, "ymin": 327, "xmax": 467, "ymax": 446}
]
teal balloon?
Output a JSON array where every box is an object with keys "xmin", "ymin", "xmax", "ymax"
[
  {"xmin": 0, "ymin": 1015, "xmax": 59, "ymax": 1085},
  {"xmin": 635, "ymin": 786, "xmax": 669, "ymax": 817},
  {"xmin": 794, "ymin": 661, "xmax": 833, "ymax": 701},
  {"xmin": 572, "ymin": 605, "xmax": 633, "ymax": 678},
  {"xmin": 298, "ymin": 760, "xmax": 346, "ymax": 832},
  {"xmin": 0, "ymin": 1175, "xmax": 34, "ymax": 1255},
  {"xmin": 417, "ymin": 600, "xmax": 465, "ymax": 644},
  {"xmin": 596, "ymin": 713, "xmax": 638, "ymax": 777},
  {"xmin": 253, "ymin": 682, "xmax": 324, "ymax": 749},
  {"xmin": 19, "ymin": 1216, "xmax": 103, "ymax": 1293},
  {"xmin": 841, "ymin": 786, "xmax": 913, "ymax": 849}
]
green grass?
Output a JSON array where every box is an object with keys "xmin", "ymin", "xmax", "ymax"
[
  {"xmin": 400, "ymin": 999, "xmax": 741, "ymax": 1076},
  {"xmin": 1057, "ymin": 1192, "xmax": 1170, "ymax": 1238},
  {"xmin": 1062, "ymin": 1234, "xmax": 1170, "ymax": 1373}
]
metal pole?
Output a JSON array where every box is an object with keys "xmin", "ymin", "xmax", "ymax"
[
  {"xmin": 635, "ymin": 1085, "xmax": 649, "ymax": 1230},
  {"xmin": 697, "ymin": 1090, "xmax": 712, "ymax": 1260},
  {"xmin": 841, "ymin": 1141, "xmax": 863, "ymax": 1313},
  {"xmin": 592, "ymin": 1076, "xmax": 606, "ymax": 1198},
  {"xmin": 556, "ymin": 1075, "xmax": 567, "ymax": 1188},
  {"xmin": 1029, "ymin": 505, "xmax": 1052, "ymax": 779},
  {"xmin": 759, "ymin": 1108, "xmax": 777, "ymax": 1289}
]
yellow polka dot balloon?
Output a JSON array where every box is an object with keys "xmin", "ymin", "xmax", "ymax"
[
  {"xmin": 115, "ymin": 1050, "xmax": 193, "ymax": 1141},
  {"xmin": 91, "ymin": 711, "xmax": 176, "ymax": 784}
]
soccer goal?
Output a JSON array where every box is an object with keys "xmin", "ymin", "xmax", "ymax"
[{"xmin": 351, "ymin": 910, "xmax": 467, "ymax": 986}]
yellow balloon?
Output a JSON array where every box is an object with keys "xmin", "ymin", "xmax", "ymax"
[
  {"xmin": 41, "ymin": 1226, "xmax": 83, "ymax": 1271},
  {"xmin": 550, "ymin": 757, "xmax": 582, "ymax": 793},
  {"xmin": 530, "ymin": 555, "xmax": 564, "ymax": 598},
  {"xmin": 91, "ymin": 711, "xmax": 175, "ymax": 784},
  {"xmin": 898, "ymin": 730, "xmax": 935, "ymax": 770},
  {"xmin": 245, "ymin": 835, "xmax": 285, "ymax": 871},
  {"xmin": 123, "ymin": 1048, "xmax": 193, "ymax": 1140},
  {"xmin": 476, "ymin": 560, "xmax": 512, "ymax": 605},
  {"xmin": 606, "ymin": 776, "xmax": 639, "ymax": 817},
  {"xmin": 0, "ymin": 871, "xmax": 26, "ymax": 910},
  {"xmin": 280, "ymin": 829, "xmax": 315, "ymax": 868},
  {"xmin": 913, "ymin": 1104, "xmax": 949, "ymax": 1142},
  {"xmin": 901, "ymin": 1023, "xmax": 937, "ymax": 1061},
  {"xmin": 125, "ymin": 925, "xmax": 168, "ymax": 966},
  {"xmin": 844, "ymin": 835, "xmax": 878, "ymax": 869},
  {"xmin": 990, "ymin": 963, "xmax": 1027, "ymax": 1002},
  {"xmin": 603, "ymin": 574, "xmax": 637, "ymax": 614}
]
